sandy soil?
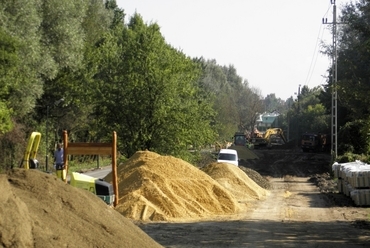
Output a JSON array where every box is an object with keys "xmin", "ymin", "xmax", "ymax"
[
  {"xmin": 138, "ymin": 149, "xmax": 370, "ymax": 247},
  {"xmin": 0, "ymin": 169, "xmax": 163, "ymax": 248},
  {"xmin": 2, "ymin": 148, "xmax": 370, "ymax": 248}
]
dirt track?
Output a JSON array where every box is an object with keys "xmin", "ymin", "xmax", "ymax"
[{"xmin": 138, "ymin": 149, "xmax": 370, "ymax": 247}]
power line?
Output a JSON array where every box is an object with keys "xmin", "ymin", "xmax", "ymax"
[{"xmin": 304, "ymin": 3, "xmax": 332, "ymax": 86}]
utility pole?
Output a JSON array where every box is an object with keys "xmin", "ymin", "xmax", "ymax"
[{"xmin": 323, "ymin": 0, "xmax": 338, "ymax": 159}]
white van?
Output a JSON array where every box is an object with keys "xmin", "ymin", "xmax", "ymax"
[{"xmin": 217, "ymin": 149, "xmax": 239, "ymax": 166}]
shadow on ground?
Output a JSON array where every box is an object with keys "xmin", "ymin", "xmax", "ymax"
[{"xmin": 139, "ymin": 219, "xmax": 370, "ymax": 248}]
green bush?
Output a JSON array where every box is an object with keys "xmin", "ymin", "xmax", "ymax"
[{"xmin": 337, "ymin": 152, "xmax": 368, "ymax": 163}]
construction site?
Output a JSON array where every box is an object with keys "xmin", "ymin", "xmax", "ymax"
[{"xmin": 2, "ymin": 135, "xmax": 370, "ymax": 247}]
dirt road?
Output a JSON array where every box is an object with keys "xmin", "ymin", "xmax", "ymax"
[{"xmin": 138, "ymin": 149, "xmax": 370, "ymax": 247}]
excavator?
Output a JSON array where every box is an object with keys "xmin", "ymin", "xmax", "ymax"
[
  {"xmin": 250, "ymin": 128, "xmax": 287, "ymax": 149},
  {"xmin": 22, "ymin": 131, "xmax": 42, "ymax": 169},
  {"xmin": 264, "ymin": 128, "xmax": 287, "ymax": 148},
  {"xmin": 250, "ymin": 128, "xmax": 267, "ymax": 148},
  {"xmin": 21, "ymin": 131, "xmax": 115, "ymax": 206}
]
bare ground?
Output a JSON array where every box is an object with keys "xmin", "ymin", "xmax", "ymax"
[{"xmin": 138, "ymin": 148, "xmax": 370, "ymax": 247}]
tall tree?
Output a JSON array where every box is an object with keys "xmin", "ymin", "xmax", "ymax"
[
  {"xmin": 94, "ymin": 14, "xmax": 216, "ymax": 158},
  {"xmin": 37, "ymin": 0, "xmax": 120, "ymax": 144},
  {"xmin": 0, "ymin": 0, "xmax": 44, "ymax": 118},
  {"xmin": 321, "ymin": 0, "xmax": 370, "ymax": 154},
  {"xmin": 0, "ymin": 28, "xmax": 18, "ymax": 134}
]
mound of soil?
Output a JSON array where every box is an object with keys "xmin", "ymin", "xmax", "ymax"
[
  {"xmin": 138, "ymin": 149, "xmax": 370, "ymax": 247},
  {"xmin": 0, "ymin": 169, "xmax": 162, "ymax": 248},
  {"xmin": 229, "ymin": 145, "xmax": 259, "ymax": 161},
  {"xmin": 103, "ymin": 151, "xmax": 270, "ymax": 222},
  {"xmin": 239, "ymin": 166, "xmax": 272, "ymax": 189},
  {"xmin": 202, "ymin": 162, "xmax": 268, "ymax": 202}
]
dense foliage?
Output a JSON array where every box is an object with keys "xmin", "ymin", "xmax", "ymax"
[
  {"xmin": 321, "ymin": 0, "xmax": 370, "ymax": 155},
  {"xmin": 1, "ymin": 0, "xmax": 370, "ymax": 170}
]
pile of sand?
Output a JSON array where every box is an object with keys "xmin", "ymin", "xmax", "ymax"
[
  {"xmin": 0, "ymin": 150, "xmax": 271, "ymax": 247},
  {"xmin": 239, "ymin": 166, "xmax": 272, "ymax": 189},
  {"xmin": 105, "ymin": 151, "xmax": 268, "ymax": 222},
  {"xmin": 229, "ymin": 145, "xmax": 259, "ymax": 160},
  {"xmin": 202, "ymin": 162, "xmax": 268, "ymax": 202},
  {"xmin": 0, "ymin": 169, "xmax": 162, "ymax": 248},
  {"xmin": 105, "ymin": 151, "xmax": 239, "ymax": 222}
]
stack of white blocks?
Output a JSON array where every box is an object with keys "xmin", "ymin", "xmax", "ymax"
[{"xmin": 332, "ymin": 161, "xmax": 370, "ymax": 206}]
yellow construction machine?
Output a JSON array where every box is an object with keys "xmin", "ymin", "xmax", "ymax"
[
  {"xmin": 21, "ymin": 131, "xmax": 115, "ymax": 206},
  {"xmin": 264, "ymin": 128, "xmax": 287, "ymax": 148},
  {"xmin": 70, "ymin": 172, "xmax": 115, "ymax": 205},
  {"xmin": 250, "ymin": 128, "xmax": 287, "ymax": 149},
  {"xmin": 22, "ymin": 132, "xmax": 42, "ymax": 169}
]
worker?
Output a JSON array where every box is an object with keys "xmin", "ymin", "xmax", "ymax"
[{"xmin": 54, "ymin": 143, "xmax": 65, "ymax": 180}]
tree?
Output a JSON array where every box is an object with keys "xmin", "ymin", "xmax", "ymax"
[
  {"xmin": 0, "ymin": 27, "xmax": 18, "ymax": 134},
  {"xmin": 36, "ymin": 0, "xmax": 120, "ymax": 144},
  {"xmin": 244, "ymin": 87, "xmax": 265, "ymax": 133},
  {"xmin": 93, "ymin": 14, "xmax": 216, "ymax": 159},
  {"xmin": 335, "ymin": 0, "xmax": 370, "ymax": 120},
  {"xmin": 0, "ymin": 0, "xmax": 44, "ymax": 118},
  {"xmin": 198, "ymin": 59, "xmax": 237, "ymax": 141},
  {"xmin": 264, "ymin": 93, "xmax": 285, "ymax": 113},
  {"xmin": 320, "ymin": 0, "xmax": 370, "ymax": 154}
]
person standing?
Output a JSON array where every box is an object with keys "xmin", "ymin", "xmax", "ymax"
[{"xmin": 54, "ymin": 143, "xmax": 65, "ymax": 180}]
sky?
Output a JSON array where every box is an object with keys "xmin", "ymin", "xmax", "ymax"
[{"xmin": 116, "ymin": 0, "xmax": 346, "ymax": 100}]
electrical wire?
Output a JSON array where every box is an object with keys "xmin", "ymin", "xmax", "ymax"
[{"xmin": 304, "ymin": 2, "xmax": 333, "ymax": 87}]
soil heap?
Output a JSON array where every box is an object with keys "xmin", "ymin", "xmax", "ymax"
[
  {"xmin": 239, "ymin": 166, "xmax": 272, "ymax": 189},
  {"xmin": 105, "ymin": 151, "xmax": 239, "ymax": 222},
  {"xmin": 105, "ymin": 151, "xmax": 268, "ymax": 222},
  {"xmin": 0, "ymin": 169, "xmax": 162, "ymax": 248},
  {"xmin": 202, "ymin": 162, "xmax": 268, "ymax": 202},
  {"xmin": 229, "ymin": 145, "xmax": 259, "ymax": 161}
]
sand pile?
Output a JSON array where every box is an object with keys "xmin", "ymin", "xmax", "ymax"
[
  {"xmin": 239, "ymin": 166, "xmax": 272, "ymax": 189},
  {"xmin": 105, "ymin": 151, "xmax": 240, "ymax": 222},
  {"xmin": 229, "ymin": 145, "xmax": 259, "ymax": 160},
  {"xmin": 105, "ymin": 151, "xmax": 270, "ymax": 222},
  {"xmin": 202, "ymin": 162, "xmax": 268, "ymax": 202},
  {"xmin": 0, "ymin": 169, "xmax": 162, "ymax": 248}
]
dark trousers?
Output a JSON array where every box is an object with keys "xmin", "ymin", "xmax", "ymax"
[{"xmin": 55, "ymin": 163, "xmax": 64, "ymax": 170}]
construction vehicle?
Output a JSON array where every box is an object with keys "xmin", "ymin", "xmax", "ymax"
[
  {"xmin": 22, "ymin": 131, "xmax": 115, "ymax": 206},
  {"xmin": 229, "ymin": 132, "xmax": 259, "ymax": 161},
  {"xmin": 249, "ymin": 128, "xmax": 286, "ymax": 148},
  {"xmin": 233, "ymin": 132, "xmax": 248, "ymax": 146},
  {"xmin": 301, "ymin": 132, "xmax": 330, "ymax": 152},
  {"xmin": 264, "ymin": 128, "xmax": 287, "ymax": 148},
  {"xmin": 70, "ymin": 172, "xmax": 115, "ymax": 205},
  {"xmin": 250, "ymin": 128, "xmax": 267, "ymax": 148},
  {"xmin": 22, "ymin": 132, "xmax": 42, "ymax": 169}
]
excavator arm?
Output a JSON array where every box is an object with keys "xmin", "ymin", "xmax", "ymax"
[{"xmin": 264, "ymin": 128, "xmax": 286, "ymax": 146}]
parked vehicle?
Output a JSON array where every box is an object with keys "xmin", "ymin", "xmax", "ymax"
[
  {"xmin": 217, "ymin": 149, "xmax": 239, "ymax": 166},
  {"xmin": 233, "ymin": 132, "xmax": 248, "ymax": 146},
  {"xmin": 301, "ymin": 133, "xmax": 330, "ymax": 152}
]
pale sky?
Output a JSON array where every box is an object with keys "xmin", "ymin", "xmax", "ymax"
[{"xmin": 117, "ymin": 0, "xmax": 345, "ymax": 100}]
